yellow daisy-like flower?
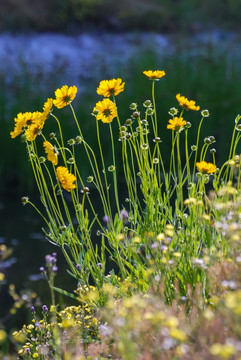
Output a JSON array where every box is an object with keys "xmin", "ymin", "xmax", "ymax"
[
  {"xmin": 43, "ymin": 141, "xmax": 58, "ymax": 165},
  {"xmin": 56, "ymin": 166, "xmax": 76, "ymax": 192},
  {"xmin": 93, "ymin": 98, "xmax": 117, "ymax": 123},
  {"xmin": 176, "ymin": 93, "xmax": 200, "ymax": 111},
  {"xmin": 143, "ymin": 70, "xmax": 166, "ymax": 80},
  {"xmin": 53, "ymin": 85, "xmax": 77, "ymax": 109},
  {"xmin": 24, "ymin": 112, "xmax": 45, "ymax": 141},
  {"xmin": 42, "ymin": 98, "xmax": 53, "ymax": 120},
  {"xmin": 10, "ymin": 111, "xmax": 43, "ymax": 139},
  {"xmin": 97, "ymin": 78, "xmax": 125, "ymax": 97},
  {"xmin": 196, "ymin": 161, "xmax": 217, "ymax": 174},
  {"xmin": 167, "ymin": 116, "xmax": 187, "ymax": 131}
]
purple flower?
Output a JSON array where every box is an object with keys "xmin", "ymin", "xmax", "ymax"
[
  {"xmin": 40, "ymin": 266, "xmax": 45, "ymax": 273},
  {"xmin": 120, "ymin": 209, "xmax": 129, "ymax": 224},
  {"xmin": 42, "ymin": 305, "xmax": 48, "ymax": 313},
  {"xmin": 52, "ymin": 265, "xmax": 58, "ymax": 273},
  {"xmin": 31, "ymin": 306, "xmax": 35, "ymax": 313},
  {"xmin": 103, "ymin": 215, "xmax": 110, "ymax": 224}
]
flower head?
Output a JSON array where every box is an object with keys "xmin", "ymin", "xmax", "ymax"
[
  {"xmin": 167, "ymin": 116, "xmax": 187, "ymax": 131},
  {"xmin": 196, "ymin": 161, "xmax": 217, "ymax": 174},
  {"xmin": 93, "ymin": 98, "xmax": 117, "ymax": 123},
  {"xmin": 176, "ymin": 93, "xmax": 200, "ymax": 111},
  {"xmin": 24, "ymin": 113, "xmax": 45, "ymax": 141},
  {"xmin": 143, "ymin": 70, "xmax": 166, "ymax": 80},
  {"xmin": 53, "ymin": 85, "xmax": 77, "ymax": 109},
  {"xmin": 56, "ymin": 166, "xmax": 76, "ymax": 192},
  {"xmin": 43, "ymin": 141, "xmax": 58, "ymax": 165},
  {"xmin": 97, "ymin": 78, "xmax": 125, "ymax": 97},
  {"xmin": 42, "ymin": 98, "xmax": 53, "ymax": 120}
]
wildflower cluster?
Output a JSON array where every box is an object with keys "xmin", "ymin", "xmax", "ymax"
[
  {"xmin": 10, "ymin": 70, "xmax": 241, "ymax": 358},
  {"xmin": 14, "ymin": 303, "xmax": 99, "ymax": 359}
]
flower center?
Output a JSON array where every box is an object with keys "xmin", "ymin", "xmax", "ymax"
[
  {"xmin": 63, "ymin": 95, "xmax": 71, "ymax": 103},
  {"xmin": 103, "ymin": 109, "xmax": 111, "ymax": 117}
]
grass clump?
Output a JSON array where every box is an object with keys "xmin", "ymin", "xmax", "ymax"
[{"xmin": 4, "ymin": 69, "xmax": 241, "ymax": 358}]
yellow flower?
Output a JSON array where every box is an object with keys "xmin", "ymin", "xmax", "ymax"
[
  {"xmin": 196, "ymin": 161, "xmax": 217, "ymax": 174},
  {"xmin": 143, "ymin": 70, "xmax": 166, "ymax": 80},
  {"xmin": 93, "ymin": 98, "xmax": 117, "ymax": 123},
  {"xmin": 0, "ymin": 329, "xmax": 7, "ymax": 344},
  {"xmin": 10, "ymin": 112, "xmax": 37, "ymax": 139},
  {"xmin": 56, "ymin": 166, "xmax": 76, "ymax": 192},
  {"xmin": 42, "ymin": 98, "xmax": 53, "ymax": 120},
  {"xmin": 167, "ymin": 116, "xmax": 186, "ymax": 131},
  {"xmin": 25, "ymin": 113, "xmax": 45, "ymax": 141},
  {"xmin": 0, "ymin": 273, "xmax": 5, "ymax": 282},
  {"xmin": 97, "ymin": 78, "xmax": 125, "ymax": 97},
  {"xmin": 43, "ymin": 141, "xmax": 58, "ymax": 165},
  {"xmin": 53, "ymin": 85, "xmax": 77, "ymax": 109},
  {"xmin": 176, "ymin": 93, "xmax": 200, "ymax": 111}
]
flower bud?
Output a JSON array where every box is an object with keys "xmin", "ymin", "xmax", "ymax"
[
  {"xmin": 201, "ymin": 109, "xmax": 210, "ymax": 117},
  {"xmin": 209, "ymin": 136, "xmax": 216, "ymax": 143},
  {"xmin": 49, "ymin": 132, "xmax": 56, "ymax": 140},
  {"xmin": 68, "ymin": 139, "xmax": 75, "ymax": 146},
  {"xmin": 143, "ymin": 100, "xmax": 152, "ymax": 108},
  {"xmin": 125, "ymin": 133, "xmax": 131, "ymax": 139},
  {"xmin": 21, "ymin": 134, "xmax": 27, "ymax": 142},
  {"xmin": 75, "ymin": 136, "xmax": 82, "ymax": 144},
  {"xmin": 125, "ymin": 118, "xmax": 132, "ymax": 126},
  {"xmin": 153, "ymin": 137, "xmax": 162, "ymax": 143},
  {"xmin": 168, "ymin": 107, "xmax": 178, "ymax": 116},
  {"xmin": 38, "ymin": 156, "xmax": 46, "ymax": 163},
  {"xmin": 185, "ymin": 122, "xmax": 192, "ymax": 129},
  {"xmin": 108, "ymin": 165, "xmax": 115, "ymax": 172},
  {"xmin": 87, "ymin": 176, "xmax": 94, "ymax": 183},
  {"xmin": 132, "ymin": 111, "xmax": 139, "ymax": 118},
  {"xmin": 42, "ymin": 305, "xmax": 48, "ymax": 313},
  {"xmin": 146, "ymin": 108, "xmax": 154, "ymax": 116},
  {"xmin": 21, "ymin": 196, "xmax": 29, "ymax": 205},
  {"xmin": 82, "ymin": 187, "xmax": 90, "ymax": 193},
  {"xmin": 204, "ymin": 137, "xmax": 211, "ymax": 144},
  {"xmin": 67, "ymin": 157, "xmax": 75, "ymax": 164},
  {"xmin": 129, "ymin": 103, "xmax": 137, "ymax": 110},
  {"xmin": 210, "ymin": 148, "xmax": 216, "ymax": 154},
  {"xmin": 191, "ymin": 145, "xmax": 197, "ymax": 151},
  {"xmin": 92, "ymin": 109, "xmax": 99, "ymax": 116}
]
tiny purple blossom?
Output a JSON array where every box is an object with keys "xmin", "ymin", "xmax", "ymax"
[
  {"xmin": 42, "ymin": 305, "xmax": 48, "ymax": 313},
  {"xmin": 52, "ymin": 265, "xmax": 58, "ymax": 273},
  {"xmin": 120, "ymin": 209, "xmax": 129, "ymax": 224},
  {"xmin": 103, "ymin": 215, "xmax": 110, "ymax": 224}
]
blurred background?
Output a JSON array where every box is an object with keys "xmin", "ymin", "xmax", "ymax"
[{"xmin": 0, "ymin": 0, "xmax": 241, "ymax": 333}]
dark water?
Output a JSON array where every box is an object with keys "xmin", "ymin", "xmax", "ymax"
[{"xmin": 0, "ymin": 191, "xmax": 77, "ymax": 330}]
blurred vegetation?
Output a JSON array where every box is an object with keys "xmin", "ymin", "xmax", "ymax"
[{"xmin": 0, "ymin": 0, "xmax": 241, "ymax": 33}]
